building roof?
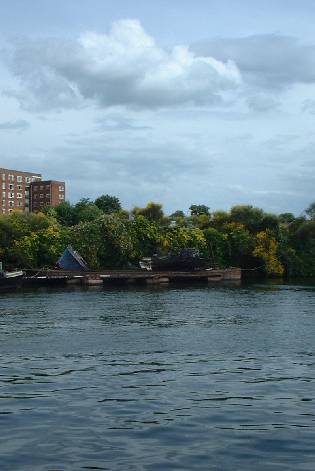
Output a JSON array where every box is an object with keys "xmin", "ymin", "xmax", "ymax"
[
  {"xmin": 30, "ymin": 180, "xmax": 65, "ymax": 184},
  {"xmin": 0, "ymin": 167, "xmax": 41, "ymax": 176}
]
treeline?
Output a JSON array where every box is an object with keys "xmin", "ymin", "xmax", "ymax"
[{"xmin": 1, "ymin": 195, "xmax": 315, "ymax": 277}]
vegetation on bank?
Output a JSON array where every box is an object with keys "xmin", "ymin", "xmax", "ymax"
[{"xmin": 1, "ymin": 195, "xmax": 315, "ymax": 277}]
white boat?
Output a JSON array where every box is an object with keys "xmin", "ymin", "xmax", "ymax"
[{"xmin": 0, "ymin": 268, "xmax": 24, "ymax": 291}]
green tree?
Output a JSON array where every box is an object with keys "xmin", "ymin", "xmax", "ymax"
[
  {"xmin": 129, "ymin": 216, "xmax": 160, "ymax": 260},
  {"xmin": 170, "ymin": 210, "xmax": 185, "ymax": 218},
  {"xmin": 305, "ymin": 202, "xmax": 315, "ymax": 220},
  {"xmin": 69, "ymin": 219, "xmax": 103, "ymax": 268},
  {"xmin": 192, "ymin": 213, "xmax": 211, "ymax": 230},
  {"xmin": 203, "ymin": 227, "xmax": 228, "ymax": 267},
  {"xmin": 132, "ymin": 202, "xmax": 164, "ymax": 223},
  {"xmin": 230, "ymin": 205, "xmax": 264, "ymax": 232},
  {"xmin": 279, "ymin": 212, "xmax": 295, "ymax": 224},
  {"xmin": 161, "ymin": 226, "xmax": 207, "ymax": 255},
  {"xmin": 189, "ymin": 204, "xmax": 210, "ymax": 216},
  {"xmin": 53, "ymin": 202, "xmax": 77, "ymax": 226},
  {"xmin": 223, "ymin": 222, "xmax": 253, "ymax": 268},
  {"xmin": 5, "ymin": 212, "xmax": 68, "ymax": 268},
  {"xmin": 74, "ymin": 199, "xmax": 103, "ymax": 223},
  {"xmin": 211, "ymin": 210, "xmax": 231, "ymax": 230},
  {"xmin": 94, "ymin": 194, "xmax": 122, "ymax": 214},
  {"xmin": 287, "ymin": 220, "xmax": 315, "ymax": 276},
  {"xmin": 253, "ymin": 230, "xmax": 284, "ymax": 276}
]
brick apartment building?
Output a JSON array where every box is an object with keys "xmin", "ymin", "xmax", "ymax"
[
  {"xmin": 1, "ymin": 168, "xmax": 42, "ymax": 214},
  {"xmin": 30, "ymin": 180, "xmax": 65, "ymax": 212},
  {"xmin": 1, "ymin": 168, "xmax": 65, "ymax": 214}
]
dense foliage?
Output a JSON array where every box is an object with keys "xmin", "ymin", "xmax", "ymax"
[{"xmin": 1, "ymin": 196, "xmax": 315, "ymax": 278}]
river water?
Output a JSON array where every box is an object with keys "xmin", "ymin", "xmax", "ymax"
[{"xmin": 1, "ymin": 282, "xmax": 315, "ymax": 470}]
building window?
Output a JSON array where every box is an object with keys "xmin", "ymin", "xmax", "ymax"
[
  {"xmin": 17, "ymin": 193, "xmax": 22, "ymax": 199},
  {"xmin": 17, "ymin": 185, "xmax": 22, "ymax": 190},
  {"xmin": 9, "ymin": 201, "xmax": 14, "ymax": 207},
  {"xmin": 59, "ymin": 186, "xmax": 64, "ymax": 191},
  {"xmin": 2, "ymin": 183, "xmax": 5, "ymax": 190},
  {"xmin": 17, "ymin": 176, "xmax": 22, "ymax": 182},
  {"xmin": 40, "ymin": 185, "xmax": 44, "ymax": 190},
  {"xmin": 59, "ymin": 194, "xmax": 65, "ymax": 199},
  {"xmin": 46, "ymin": 193, "xmax": 50, "ymax": 198},
  {"xmin": 25, "ymin": 177, "xmax": 31, "ymax": 183},
  {"xmin": 39, "ymin": 194, "xmax": 44, "ymax": 198},
  {"xmin": 2, "ymin": 192, "xmax": 6, "ymax": 199},
  {"xmin": 2, "ymin": 174, "xmax": 5, "ymax": 181},
  {"xmin": 8, "ymin": 209, "xmax": 13, "ymax": 213},
  {"xmin": 9, "ymin": 184, "xmax": 14, "ymax": 190},
  {"xmin": 8, "ymin": 192, "xmax": 14, "ymax": 199},
  {"xmin": 8, "ymin": 175, "xmax": 14, "ymax": 182},
  {"xmin": 2, "ymin": 200, "xmax": 5, "ymax": 206},
  {"xmin": 34, "ymin": 194, "xmax": 38, "ymax": 199},
  {"xmin": 17, "ymin": 201, "xmax": 23, "ymax": 207}
]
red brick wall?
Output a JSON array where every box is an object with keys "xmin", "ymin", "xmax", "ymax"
[
  {"xmin": 1, "ymin": 168, "xmax": 42, "ymax": 214},
  {"xmin": 30, "ymin": 180, "xmax": 65, "ymax": 212}
]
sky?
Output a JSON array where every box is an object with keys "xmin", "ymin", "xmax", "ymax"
[{"xmin": 1, "ymin": 0, "xmax": 315, "ymax": 215}]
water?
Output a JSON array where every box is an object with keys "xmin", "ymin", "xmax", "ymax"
[{"xmin": 1, "ymin": 282, "xmax": 315, "ymax": 470}]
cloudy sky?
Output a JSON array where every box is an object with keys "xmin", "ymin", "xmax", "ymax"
[{"xmin": 1, "ymin": 0, "xmax": 315, "ymax": 214}]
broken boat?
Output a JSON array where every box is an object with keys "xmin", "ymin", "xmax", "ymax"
[
  {"xmin": 57, "ymin": 246, "xmax": 89, "ymax": 271},
  {"xmin": 0, "ymin": 263, "xmax": 24, "ymax": 291}
]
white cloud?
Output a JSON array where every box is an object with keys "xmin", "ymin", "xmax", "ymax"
[
  {"xmin": 3, "ymin": 19, "xmax": 241, "ymax": 111},
  {"xmin": 193, "ymin": 34, "xmax": 315, "ymax": 90}
]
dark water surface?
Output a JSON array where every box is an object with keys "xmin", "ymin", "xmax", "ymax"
[{"xmin": 1, "ymin": 282, "xmax": 315, "ymax": 470}]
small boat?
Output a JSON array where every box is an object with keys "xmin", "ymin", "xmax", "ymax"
[
  {"xmin": 140, "ymin": 248, "xmax": 208, "ymax": 271},
  {"xmin": 0, "ymin": 269, "xmax": 24, "ymax": 291}
]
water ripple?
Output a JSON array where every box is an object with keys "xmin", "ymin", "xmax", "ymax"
[{"xmin": 0, "ymin": 284, "xmax": 315, "ymax": 470}]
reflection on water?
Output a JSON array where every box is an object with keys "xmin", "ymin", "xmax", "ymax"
[{"xmin": 1, "ymin": 283, "xmax": 315, "ymax": 470}]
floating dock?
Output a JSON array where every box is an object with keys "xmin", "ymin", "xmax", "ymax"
[{"xmin": 23, "ymin": 268, "xmax": 242, "ymax": 286}]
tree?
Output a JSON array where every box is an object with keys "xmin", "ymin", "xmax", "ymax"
[
  {"xmin": 6, "ymin": 212, "xmax": 68, "ymax": 268},
  {"xmin": 170, "ymin": 210, "xmax": 185, "ymax": 218},
  {"xmin": 230, "ymin": 205, "xmax": 265, "ymax": 233},
  {"xmin": 305, "ymin": 202, "xmax": 315, "ymax": 220},
  {"xmin": 223, "ymin": 222, "xmax": 253, "ymax": 268},
  {"xmin": 94, "ymin": 194, "xmax": 122, "ymax": 214},
  {"xmin": 279, "ymin": 213, "xmax": 295, "ymax": 224},
  {"xmin": 253, "ymin": 230, "xmax": 284, "ymax": 276},
  {"xmin": 53, "ymin": 202, "xmax": 77, "ymax": 226},
  {"xmin": 189, "ymin": 204, "xmax": 210, "ymax": 216},
  {"xmin": 260, "ymin": 213, "xmax": 280, "ymax": 233},
  {"xmin": 203, "ymin": 227, "xmax": 228, "ymax": 267},
  {"xmin": 74, "ymin": 199, "xmax": 102, "ymax": 223},
  {"xmin": 211, "ymin": 210, "xmax": 230, "ymax": 230},
  {"xmin": 69, "ymin": 219, "xmax": 103, "ymax": 268},
  {"xmin": 192, "ymin": 213, "xmax": 211, "ymax": 230},
  {"xmin": 132, "ymin": 202, "xmax": 164, "ymax": 223},
  {"xmin": 161, "ymin": 226, "xmax": 207, "ymax": 255},
  {"xmin": 129, "ymin": 215, "xmax": 160, "ymax": 260}
]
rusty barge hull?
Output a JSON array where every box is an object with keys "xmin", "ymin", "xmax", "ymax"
[{"xmin": 24, "ymin": 268, "xmax": 242, "ymax": 286}]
